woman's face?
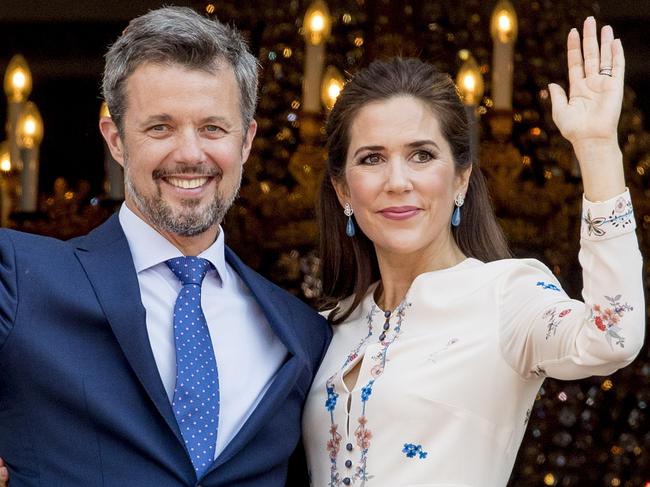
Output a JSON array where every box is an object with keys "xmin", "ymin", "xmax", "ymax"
[{"xmin": 333, "ymin": 95, "xmax": 470, "ymax": 260}]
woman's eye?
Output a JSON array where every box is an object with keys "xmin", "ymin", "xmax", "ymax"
[
  {"xmin": 360, "ymin": 153, "xmax": 382, "ymax": 165},
  {"xmin": 413, "ymin": 150, "xmax": 434, "ymax": 162}
]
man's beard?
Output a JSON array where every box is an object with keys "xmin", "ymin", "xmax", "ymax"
[{"xmin": 124, "ymin": 156, "xmax": 241, "ymax": 237}]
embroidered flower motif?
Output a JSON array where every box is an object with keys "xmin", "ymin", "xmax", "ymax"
[
  {"xmin": 326, "ymin": 424, "xmax": 342, "ymax": 460},
  {"xmin": 536, "ymin": 281, "xmax": 561, "ymax": 292},
  {"xmin": 402, "ymin": 443, "xmax": 428, "ymax": 459},
  {"xmin": 584, "ymin": 198, "xmax": 634, "ymax": 237},
  {"xmin": 355, "ymin": 417, "xmax": 373, "ymax": 450},
  {"xmin": 370, "ymin": 364, "xmax": 384, "ymax": 378},
  {"xmin": 325, "ymin": 385, "xmax": 339, "ymax": 412},
  {"xmin": 584, "ymin": 209, "xmax": 606, "ymax": 237},
  {"xmin": 360, "ymin": 381, "xmax": 374, "ymax": 402},
  {"xmin": 589, "ymin": 294, "xmax": 633, "ymax": 348},
  {"xmin": 558, "ymin": 308, "xmax": 572, "ymax": 318}
]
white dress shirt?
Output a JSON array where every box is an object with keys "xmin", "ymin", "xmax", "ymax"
[{"xmin": 119, "ymin": 204, "xmax": 287, "ymax": 459}]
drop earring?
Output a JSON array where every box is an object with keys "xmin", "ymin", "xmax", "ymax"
[
  {"xmin": 344, "ymin": 202, "xmax": 355, "ymax": 237},
  {"xmin": 451, "ymin": 193, "xmax": 464, "ymax": 227}
]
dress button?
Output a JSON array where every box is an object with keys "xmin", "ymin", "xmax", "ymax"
[
  {"xmin": 345, "ymin": 459, "xmax": 353, "ymax": 468},
  {"xmin": 346, "ymin": 442, "xmax": 353, "ymax": 451},
  {"xmin": 343, "ymin": 478, "xmax": 351, "ymax": 485}
]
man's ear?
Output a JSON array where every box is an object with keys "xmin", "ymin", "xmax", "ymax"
[
  {"xmin": 99, "ymin": 117, "xmax": 125, "ymax": 167},
  {"xmin": 241, "ymin": 119, "xmax": 258, "ymax": 164}
]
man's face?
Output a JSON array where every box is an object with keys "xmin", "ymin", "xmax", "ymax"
[{"xmin": 102, "ymin": 61, "xmax": 256, "ymax": 238}]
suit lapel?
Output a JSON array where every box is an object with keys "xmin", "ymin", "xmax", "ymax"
[
  {"xmin": 205, "ymin": 248, "xmax": 309, "ymax": 473},
  {"xmin": 73, "ymin": 214, "xmax": 184, "ymax": 445}
]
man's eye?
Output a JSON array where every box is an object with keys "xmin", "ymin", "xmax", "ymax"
[
  {"xmin": 204, "ymin": 125, "xmax": 223, "ymax": 133},
  {"xmin": 150, "ymin": 125, "xmax": 169, "ymax": 132}
]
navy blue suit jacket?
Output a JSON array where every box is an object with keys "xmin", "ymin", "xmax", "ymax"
[{"xmin": 0, "ymin": 214, "xmax": 331, "ymax": 486}]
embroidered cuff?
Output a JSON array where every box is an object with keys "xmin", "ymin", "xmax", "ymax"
[{"xmin": 581, "ymin": 189, "xmax": 635, "ymax": 240}]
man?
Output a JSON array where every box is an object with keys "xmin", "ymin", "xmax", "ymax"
[{"xmin": 0, "ymin": 7, "xmax": 330, "ymax": 486}]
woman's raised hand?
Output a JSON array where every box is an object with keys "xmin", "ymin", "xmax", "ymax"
[{"xmin": 548, "ymin": 17, "xmax": 626, "ymax": 201}]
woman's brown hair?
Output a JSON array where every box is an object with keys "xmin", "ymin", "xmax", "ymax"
[{"xmin": 318, "ymin": 58, "xmax": 511, "ymax": 324}]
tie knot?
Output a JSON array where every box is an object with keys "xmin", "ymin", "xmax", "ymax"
[{"xmin": 166, "ymin": 256, "xmax": 212, "ymax": 286}]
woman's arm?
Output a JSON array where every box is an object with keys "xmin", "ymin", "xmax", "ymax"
[
  {"xmin": 499, "ymin": 18, "xmax": 644, "ymax": 380},
  {"xmin": 548, "ymin": 16, "xmax": 625, "ymax": 202}
]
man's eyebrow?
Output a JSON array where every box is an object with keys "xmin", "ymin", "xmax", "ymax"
[{"xmin": 139, "ymin": 114, "xmax": 173, "ymax": 126}]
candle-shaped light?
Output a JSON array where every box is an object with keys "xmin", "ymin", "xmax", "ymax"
[
  {"xmin": 0, "ymin": 142, "xmax": 11, "ymax": 173},
  {"xmin": 0, "ymin": 141, "xmax": 11, "ymax": 227},
  {"xmin": 100, "ymin": 102, "xmax": 125, "ymax": 200},
  {"xmin": 16, "ymin": 101, "xmax": 43, "ymax": 212},
  {"xmin": 456, "ymin": 53, "xmax": 484, "ymax": 161},
  {"xmin": 4, "ymin": 55, "xmax": 33, "ymax": 175},
  {"xmin": 321, "ymin": 66, "xmax": 345, "ymax": 111},
  {"xmin": 3, "ymin": 55, "xmax": 32, "ymax": 103},
  {"xmin": 302, "ymin": 0, "xmax": 331, "ymax": 114},
  {"xmin": 490, "ymin": 0, "xmax": 517, "ymax": 110}
]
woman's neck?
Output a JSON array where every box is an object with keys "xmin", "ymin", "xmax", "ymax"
[{"xmin": 374, "ymin": 237, "xmax": 466, "ymax": 311}]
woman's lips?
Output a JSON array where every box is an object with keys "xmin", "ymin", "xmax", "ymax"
[{"xmin": 379, "ymin": 206, "xmax": 421, "ymax": 220}]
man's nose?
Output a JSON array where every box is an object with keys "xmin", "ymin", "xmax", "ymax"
[{"xmin": 175, "ymin": 129, "xmax": 204, "ymax": 164}]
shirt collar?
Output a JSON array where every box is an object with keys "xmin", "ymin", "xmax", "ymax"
[{"xmin": 118, "ymin": 203, "xmax": 227, "ymax": 286}]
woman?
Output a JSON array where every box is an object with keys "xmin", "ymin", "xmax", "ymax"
[{"xmin": 302, "ymin": 17, "xmax": 644, "ymax": 487}]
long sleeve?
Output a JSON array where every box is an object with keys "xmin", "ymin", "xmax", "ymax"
[
  {"xmin": 499, "ymin": 189, "xmax": 645, "ymax": 380},
  {"xmin": 0, "ymin": 231, "xmax": 18, "ymax": 349}
]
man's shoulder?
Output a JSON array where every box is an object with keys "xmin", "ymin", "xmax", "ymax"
[
  {"xmin": 0, "ymin": 227, "xmax": 68, "ymax": 251},
  {"xmin": 225, "ymin": 246, "xmax": 324, "ymax": 321}
]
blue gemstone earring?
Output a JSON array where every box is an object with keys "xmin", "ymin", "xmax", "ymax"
[
  {"xmin": 344, "ymin": 202, "xmax": 355, "ymax": 237},
  {"xmin": 451, "ymin": 193, "xmax": 464, "ymax": 227}
]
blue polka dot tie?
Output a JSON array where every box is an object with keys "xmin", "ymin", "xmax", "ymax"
[{"xmin": 166, "ymin": 257, "xmax": 219, "ymax": 478}]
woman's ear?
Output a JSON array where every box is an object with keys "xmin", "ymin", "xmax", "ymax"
[
  {"xmin": 456, "ymin": 164, "xmax": 472, "ymax": 195},
  {"xmin": 331, "ymin": 176, "xmax": 350, "ymax": 208}
]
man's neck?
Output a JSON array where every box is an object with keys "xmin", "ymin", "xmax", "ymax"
[{"xmin": 124, "ymin": 200, "xmax": 220, "ymax": 256}]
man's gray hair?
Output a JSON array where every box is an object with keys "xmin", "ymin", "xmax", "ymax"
[{"xmin": 102, "ymin": 6, "xmax": 259, "ymax": 133}]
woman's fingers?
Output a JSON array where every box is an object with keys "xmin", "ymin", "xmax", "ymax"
[
  {"xmin": 612, "ymin": 38, "xmax": 625, "ymax": 79},
  {"xmin": 567, "ymin": 28, "xmax": 584, "ymax": 97},
  {"xmin": 582, "ymin": 17, "xmax": 600, "ymax": 77},
  {"xmin": 599, "ymin": 24, "xmax": 614, "ymax": 75}
]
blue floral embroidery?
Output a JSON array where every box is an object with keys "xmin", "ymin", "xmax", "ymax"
[
  {"xmin": 536, "ymin": 281, "xmax": 560, "ymax": 292},
  {"xmin": 325, "ymin": 385, "xmax": 339, "ymax": 412},
  {"xmin": 360, "ymin": 381, "xmax": 374, "ymax": 402},
  {"xmin": 402, "ymin": 443, "xmax": 428, "ymax": 459}
]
